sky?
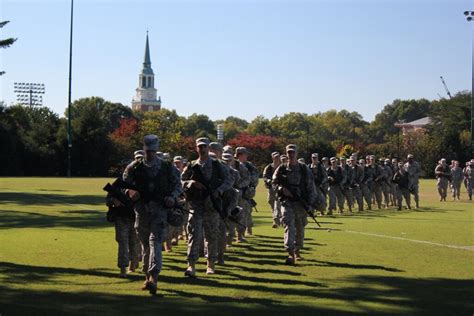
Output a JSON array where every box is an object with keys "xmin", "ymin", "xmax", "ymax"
[{"xmin": 0, "ymin": 0, "xmax": 472, "ymax": 122}]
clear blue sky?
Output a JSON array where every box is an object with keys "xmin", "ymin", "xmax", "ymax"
[{"xmin": 1, "ymin": 0, "xmax": 472, "ymax": 121}]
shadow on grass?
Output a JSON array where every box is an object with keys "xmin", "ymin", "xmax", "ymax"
[
  {"xmin": 0, "ymin": 261, "xmax": 472, "ymax": 315},
  {"xmin": 0, "ymin": 192, "xmax": 104, "ymax": 206},
  {"xmin": 0, "ymin": 210, "xmax": 109, "ymax": 229}
]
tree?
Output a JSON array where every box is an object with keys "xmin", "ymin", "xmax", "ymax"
[
  {"xmin": 182, "ymin": 113, "xmax": 215, "ymax": 138},
  {"xmin": 0, "ymin": 21, "xmax": 17, "ymax": 76}
]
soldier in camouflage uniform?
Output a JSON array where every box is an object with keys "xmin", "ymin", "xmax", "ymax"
[
  {"xmin": 435, "ymin": 158, "xmax": 450, "ymax": 201},
  {"xmin": 340, "ymin": 157, "xmax": 353, "ymax": 213},
  {"xmin": 450, "ymin": 160, "xmax": 463, "ymax": 201},
  {"xmin": 349, "ymin": 157, "xmax": 364, "ymax": 212},
  {"xmin": 106, "ymin": 178, "xmax": 140, "ymax": 278},
  {"xmin": 463, "ymin": 161, "xmax": 473, "ymax": 200},
  {"xmin": 326, "ymin": 157, "xmax": 344, "ymax": 214},
  {"xmin": 381, "ymin": 159, "xmax": 393, "ymax": 208},
  {"xmin": 182, "ymin": 138, "xmax": 232, "ymax": 276},
  {"xmin": 390, "ymin": 158, "xmax": 399, "ymax": 207},
  {"xmin": 272, "ymin": 144, "xmax": 317, "ymax": 265},
  {"xmin": 368, "ymin": 155, "xmax": 383, "ymax": 209},
  {"xmin": 393, "ymin": 162, "xmax": 411, "ymax": 210},
  {"xmin": 236, "ymin": 147, "xmax": 259, "ymax": 236},
  {"xmin": 309, "ymin": 153, "xmax": 328, "ymax": 215},
  {"xmin": 123, "ymin": 135, "xmax": 182, "ymax": 295},
  {"xmin": 358, "ymin": 159, "xmax": 373, "ymax": 210},
  {"xmin": 404, "ymin": 154, "xmax": 421, "ymax": 208},
  {"xmin": 263, "ymin": 152, "xmax": 282, "ymax": 228},
  {"xmin": 281, "ymin": 154, "xmax": 288, "ymax": 164}
]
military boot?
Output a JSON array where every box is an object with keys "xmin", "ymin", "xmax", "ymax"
[
  {"xmin": 185, "ymin": 263, "xmax": 196, "ymax": 277},
  {"xmin": 295, "ymin": 250, "xmax": 304, "ymax": 261},
  {"xmin": 285, "ymin": 250, "xmax": 296, "ymax": 265},
  {"xmin": 119, "ymin": 267, "xmax": 127, "ymax": 278},
  {"xmin": 206, "ymin": 260, "xmax": 215, "ymax": 275}
]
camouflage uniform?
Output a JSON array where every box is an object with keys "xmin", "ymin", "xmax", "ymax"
[
  {"xmin": 243, "ymin": 160, "xmax": 259, "ymax": 234},
  {"xmin": 326, "ymin": 162, "xmax": 344, "ymax": 213},
  {"xmin": 360, "ymin": 162, "xmax": 373, "ymax": 210},
  {"xmin": 393, "ymin": 164, "xmax": 411, "ymax": 210},
  {"xmin": 263, "ymin": 159, "xmax": 282, "ymax": 226},
  {"xmin": 351, "ymin": 162, "xmax": 365, "ymax": 212},
  {"xmin": 309, "ymin": 158, "xmax": 328, "ymax": 214},
  {"xmin": 272, "ymin": 156, "xmax": 317, "ymax": 259},
  {"xmin": 340, "ymin": 160, "xmax": 354, "ymax": 212},
  {"xmin": 123, "ymin": 153, "xmax": 181, "ymax": 282},
  {"xmin": 233, "ymin": 160, "xmax": 251, "ymax": 242},
  {"xmin": 182, "ymin": 156, "xmax": 232, "ymax": 267},
  {"xmin": 450, "ymin": 164, "xmax": 463, "ymax": 200},
  {"xmin": 381, "ymin": 162, "xmax": 393, "ymax": 208},
  {"xmin": 435, "ymin": 161, "xmax": 450, "ymax": 201},
  {"xmin": 464, "ymin": 163, "xmax": 473, "ymax": 200},
  {"xmin": 369, "ymin": 162, "xmax": 384, "ymax": 209},
  {"xmin": 404, "ymin": 156, "xmax": 421, "ymax": 208}
]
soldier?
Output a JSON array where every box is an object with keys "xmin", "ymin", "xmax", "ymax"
[
  {"xmin": 340, "ymin": 157, "xmax": 353, "ymax": 213},
  {"xmin": 350, "ymin": 157, "xmax": 364, "ymax": 212},
  {"xmin": 272, "ymin": 144, "xmax": 317, "ymax": 265},
  {"xmin": 106, "ymin": 178, "xmax": 140, "ymax": 278},
  {"xmin": 393, "ymin": 162, "xmax": 411, "ymax": 210},
  {"xmin": 358, "ymin": 159, "xmax": 373, "ymax": 210},
  {"xmin": 463, "ymin": 161, "xmax": 473, "ymax": 200},
  {"xmin": 404, "ymin": 154, "xmax": 421, "ymax": 209},
  {"xmin": 435, "ymin": 158, "xmax": 450, "ymax": 201},
  {"xmin": 390, "ymin": 158, "xmax": 399, "ymax": 207},
  {"xmin": 123, "ymin": 135, "xmax": 182, "ymax": 295},
  {"xmin": 230, "ymin": 150, "xmax": 251, "ymax": 243},
  {"xmin": 281, "ymin": 154, "xmax": 288, "ymax": 164},
  {"xmin": 235, "ymin": 147, "xmax": 259, "ymax": 236},
  {"xmin": 326, "ymin": 157, "xmax": 344, "ymax": 214},
  {"xmin": 381, "ymin": 159, "xmax": 393, "ymax": 208},
  {"xmin": 450, "ymin": 160, "xmax": 463, "ymax": 201},
  {"xmin": 263, "ymin": 152, "xmax": 282, "ymax": 228},
  {"xmin": 172, "ymin": 156, "xmax": 187, "ymax": 243},
  {"xmin": 368, "ymin": 155, "xmax": 383, "ymax": 209},
  {"xmin": 182, "ymin": 138, "xmax": 232, "ymax": 277},
  {"xmin": 308, "ymin": 153, "xmax": 328, "ymax": 215}
]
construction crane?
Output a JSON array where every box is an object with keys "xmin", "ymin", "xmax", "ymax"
[{"xmin": 440, "ymin": 76, "xmax": 453, "ymax": 99}]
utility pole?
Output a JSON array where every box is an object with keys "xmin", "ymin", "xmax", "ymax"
[
  {"xmin": 67, "ymin": 0, "xmax": 74, "ymax": 177},
  {"xmin": 464, "ymin": 10, "xmax": 474, "ymax": 155}
]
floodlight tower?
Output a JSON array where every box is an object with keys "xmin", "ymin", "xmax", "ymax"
[
  {"xmin": 13, "ymin": 82, "xmax": 45, "ymax": 107},
  {"xmin": 464, "ymin": 10, "xmax": 474, "ymax": 155}
]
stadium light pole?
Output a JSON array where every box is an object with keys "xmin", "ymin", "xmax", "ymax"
[
  {"xmin": 13, "ymin": 82, "xmax": 45, "ymax": 107},
  {"xmin": 464, "ymin": 10, "xmax": 474, "ymax": 155},
  {"xmin": 67, "ymin": 0, "xmax": 74, "ymax": 177}
]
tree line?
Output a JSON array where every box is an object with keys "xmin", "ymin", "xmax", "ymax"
[{"xmin": 0, "ymin": 91, "xmax": 470, "ymax": 177}]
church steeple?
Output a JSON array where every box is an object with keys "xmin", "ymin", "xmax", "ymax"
[{"xmin": 132, "ymin": 31, "xmax": 161, "ymax": 112}]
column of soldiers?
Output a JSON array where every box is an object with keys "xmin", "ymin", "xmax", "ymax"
[
  {"xmin": 436, "ymin": 158, "xmax": 474, "ymax": 201},
  {"xmin": 263, "ymin": 152, "xmax": 423, "ymax": 216}
]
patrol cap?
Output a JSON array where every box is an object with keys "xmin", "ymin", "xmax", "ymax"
[
  {"xmin": 385, "ymin": 159, "xmax": 390, "ymax": 163},
  {"xmin": 222, "ymin": 153, "xmax": 233, "ymax": 161},
  {"xmin": 223, "ymin": 145, "xmax": 233, "ymax": 154},
  {"xmin": 271, "ymin": 151, "xmax": 280, "ymax": 158},
  {"xmin": 359, "ymin": 159, "xmax": 365, "ymax": 164},
  {"xmin": 209, "ymin": 142, "xmax": 223, "ymax": 151},
  {"xmin": 322, "ymin": 157, "xmax": 328, "ymax": 161},
  {"xmin": 163, "ymin": 153, "xmax": 170, "ymax": 160},
  {"xmin": 156, "ymin": 151, "xmax": 164, "ymax": 158},
  {"xmin": 143, "ymin": 134, "xmax": 159, "ymax": 151},
  {"xmin": 280, "ymin": 154, "xmax": 288, "ymax": 160},
  {"xmin": 440, "ymin": 158, "xmax": 446, "ymax": 163},
  {"xmin": 209, "ymin": 152, "xmax": 217, "ymax": 159},
  {"xmin": 298, "ymin": 158, "xmax": 305, "ymax": 164},
  {"xmin": 286, "ymin": 144, "xmax": 297, "ymax": 152},
  {"xmin": 134, "ymin": 150, "xmax": 144, "ymax": 159},
  {"xmin": 173, "ymin": 156, "xmax": 183, "ymax": 162},
  {"xmin": 235, "ymin": 147, "xmax": 248, "ymax": 155},
  {"xmin": 196, "ymin": 137, "xmax": 210, "ymax": 146},
  {"xmin": 369, "ymin": 155, "xmax": 376, "ymax": 160},
  {"xmin": 407, "ymin": 154, "xmax": 414, "ymax": 159},
  {"xmin": 311, "ymin": 153, "xmax": 319, "ymax": 158},
  {"xmin": 348, "ymin": 157, "xmax": 354, "ymax": 162},
  {"xmin": 330, "ymin": 157, "xmax": 337, "ymax": 162},
  {"xmin": 340, "ymin": 157, "xmax": 346, "ymax": 161}
]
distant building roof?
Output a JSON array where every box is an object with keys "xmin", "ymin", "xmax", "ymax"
[{"xmin": 405, "ymin": 117, "xmax": 431, "ymax": 126}]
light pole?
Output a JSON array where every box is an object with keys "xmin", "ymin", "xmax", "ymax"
[
  {"xmin": 67, "ymin": 0, "xmax": 74, "ymax": 177},
  {"xmin": 217, "ymin": 124, "xmax": 224, "ymax": 144},
  {"xmin": 13, "ymin": 82, "xmax": 45, "ymax": 107},
  {"xmin": 464, "ymin": 10, "xmax": 474, "ymax": 155}
]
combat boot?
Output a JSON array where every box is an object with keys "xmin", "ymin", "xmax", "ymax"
[
  {"xmin": 119, "ymin": 267, "xmax": 127, "ymax": 278},
  {"xmin": 206, "ymin": 261, "xmax": 215, "ymax": 275},
  {"xmin": 246, "ymin": 227, "xmax": 253, "ymax": 236},
  {"xmin": 295, "ymin": 250, "xmax": 304, "ymax": 261},
  {"xmin": 146, "ymin": 275, "xmax": 158, "ymax": 295},
  {"xmin": 185, "ymin": 263, "xmax": 196, "ymax": 277},
  {"xmin": 285, "ymin": 251, "xmax": 296, "ymax": 265}
]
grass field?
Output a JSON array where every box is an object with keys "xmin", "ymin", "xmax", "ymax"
[{"xmin": 0, "ymin": 177, "xmax": 473, "ymax": 315}]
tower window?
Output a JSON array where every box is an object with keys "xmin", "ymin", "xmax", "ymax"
[
  {"xmin": 148, "ymin": 77, "xmax": 152, "ymax": 88},
  {"xmin": 142, "ymin": 77, "xmax": 146, "ymax": 88}
]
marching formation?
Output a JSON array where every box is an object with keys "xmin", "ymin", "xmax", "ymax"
[
  {"xmin": 104, "ymin": 134, "xmax": 472, "ymax": 296},
  {"xmin": 434, "ymin": 158, "xmax": 474, "ymax": 201}
]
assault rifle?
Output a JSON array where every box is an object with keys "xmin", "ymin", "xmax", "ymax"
[{"xmin": 277, "ymin": 186, "xmax": 321, "ymax": 228}]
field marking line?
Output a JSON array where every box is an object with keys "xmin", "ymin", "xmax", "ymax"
[{"xmin": 342, "ymin": 229, "xmax": 474, "ymax": 251}]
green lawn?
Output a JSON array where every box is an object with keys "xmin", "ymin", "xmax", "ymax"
[{"xmin": 0, "ymin": 178, "xmax": 473, "ymax": 315}]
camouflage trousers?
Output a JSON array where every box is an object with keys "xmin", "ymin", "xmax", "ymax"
[
  {"xmin": 351, "ymin": 185, "xmax": 364, "ymax": 212},
  {"xmin": 115, "ymin": 216, "xmax": 140, "ymax": 268},
  {"xmin": 451, "ymin": 181, "xmax": 462, "ymax": 199},
  {"xmin": 342, "ymin": 186, "xmax": 353, "ymax": 211},
  {"xmin": 314, "ymin": 186, "xmax": 327, "ymax": 213},
  {"xmin": 360, "ymin": 183, "xmax": 372, "ymax": 209},
  {"xmin": 396, "ymin": 186, "xmax": 411, "ymax": 209},
  {"xmin": 437, "ymin": 178, "xmax": 449, "ymax": 199},
  {"xmin": 187, "ymin": 200, "xmax": 219, "ymax": 264},
  {"xmin": 390, "ymin": 182, "xmax": 398, "ymax": 206},
  {"xmin": 409, "ymin": 182, "xmax": 420, "ymax": 207},
  {"xmin": 382, "ymin": 182, "xmax": 391, "ymax": 207},
  {"xmin": 281, "ymin": 201, "xmax": 308, "ymax": 253},
  {"xmin": 466, "ymin": 179, "xmax": 473, "ymax": 198},
  {"xmin": 371, "ymin": 182, "xmax": 383, "ymax": 209},
  {"xmin": 134, "ymin": 201, "xmax": 168, "ymax": 278},
  {"xmin": 236, "ymin": 197, "xmax": 251, "ymax": 237},
  {"xmin": 268, "ymin": 188, "xmax": 282, "ymax": 225},
  {"xmin": 328, "ymin": 184, "xmax": 344, "ymax": 212}
]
